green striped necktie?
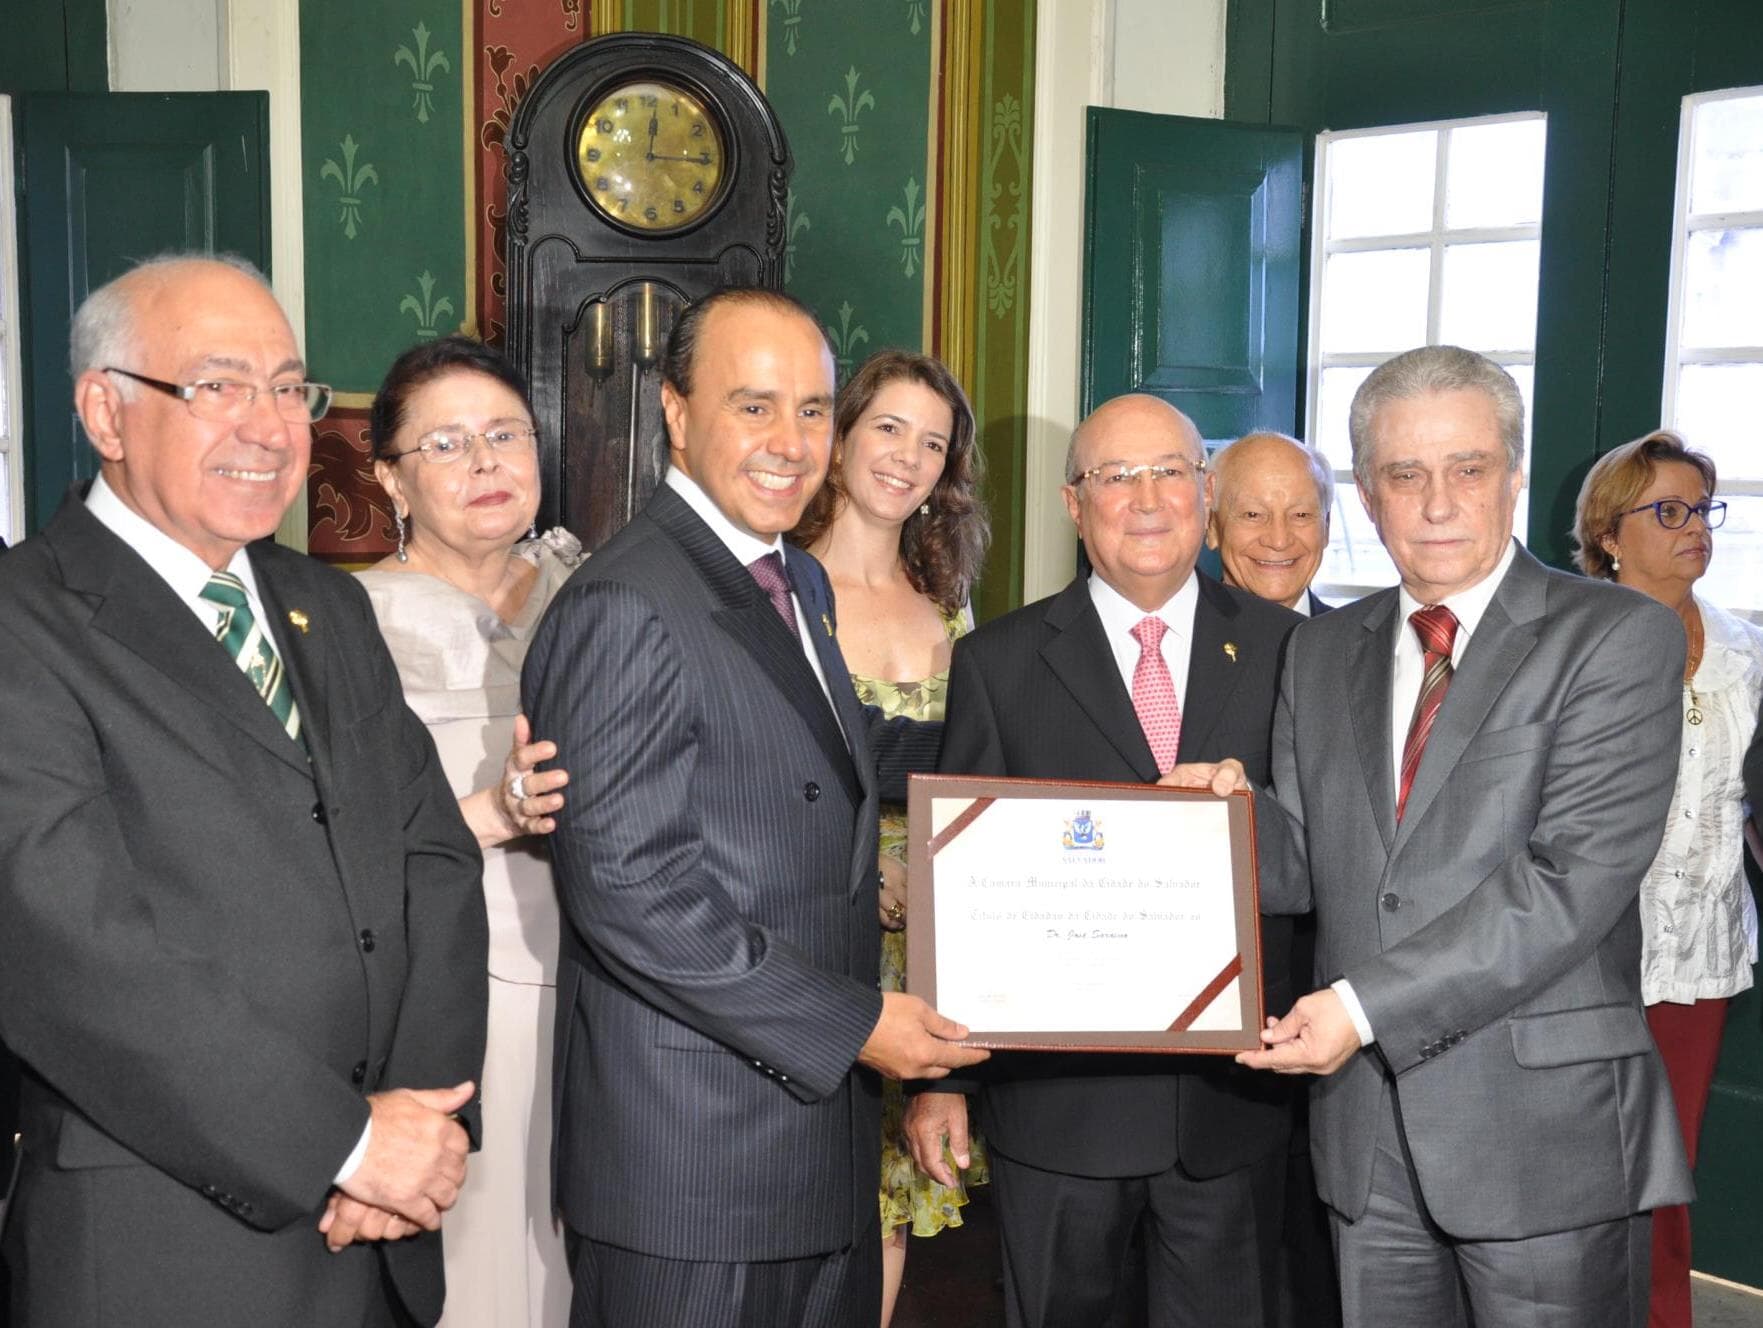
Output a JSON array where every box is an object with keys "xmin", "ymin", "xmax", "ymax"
[{"xmin": 199, "ymin": 570, "xmax": 303, "ymax": 745}]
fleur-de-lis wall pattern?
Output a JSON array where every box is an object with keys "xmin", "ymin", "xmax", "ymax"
[
  {"xmin": 399, "ymin": 271, "xmax": 457, "ymax": 339},
  {"xmin": 773, "ymin": 0, "xmax": 805, "ymax": 57},
  {"xmin": 318, "ymin": 134, "xmax": 378, "ymax": 239},
  {"xmin": 394, "ymin": 22, "xmax": 452, "ymax": 124},
  {"xmin": 886, "ymin": 177, "xmax": 925, "ymax": 277},
  {"xmin": 827, "ymin": 67, "xmax": 876, "ymax": 165}
]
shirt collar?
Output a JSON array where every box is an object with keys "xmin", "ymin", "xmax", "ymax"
[
  {"xmin": 665, "ymin": 465, "xmax": 784, "ymax": 569},
  {"xmin": 1088, "ymin": 567, "xmax": 1200, "ymax": 643},
  {"xmin": 85, "ymin": 473, "xmax": 261, "ymax": 604},
  {"xmin": 1395, "ymin": 538, "xmax": 1518, "ymax": 646}
]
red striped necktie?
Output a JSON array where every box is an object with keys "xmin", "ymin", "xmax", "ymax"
[{"xmin": 1396, "ymin": 604, "xmax": 1459, "ymax": 822}]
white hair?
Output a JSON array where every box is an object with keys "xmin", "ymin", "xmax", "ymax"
[
  {"xmin": 1211, "ymin": 431, "xmax": 1336, "ymax": 514},
  {"xmin": 69, "ymin": 251, "xmax": 272, "ymax": 396},
  {"xmin": 1347, "ymin": 345, "xmax": 1524, "ymax": 490}
]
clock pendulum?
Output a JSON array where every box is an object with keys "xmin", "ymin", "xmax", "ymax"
[{"xmin": 628, "ymin": 283, "xmax": 663, "ymax": 523}]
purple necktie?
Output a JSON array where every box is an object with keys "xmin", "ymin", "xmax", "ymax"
[
  {"xmin": 1397, "ymin": 604, "xmax": 1459, "ymax": 821},
  {"xmin": 748, "ymin": 552, "xmax": 800, "ymax": 642}
]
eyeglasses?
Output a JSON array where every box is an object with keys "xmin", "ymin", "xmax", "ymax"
[
  {"xmin": 1616, "ymin": 498, "xmax": 1727, "ymax": 530},
  {"xmin": 387, "ymin": 426, "xmax": 539, "ymax": 465},
  {"xmin": 105, "ymin": 367, "xmax": 332, "ymax": 423},
  {"xmin": 1074, "ymin": 458, "xmax": 1206, "ymax": 490}
]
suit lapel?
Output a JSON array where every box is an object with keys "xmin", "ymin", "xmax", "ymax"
[
  {"xmin": 1178, "ymin": 575, "xmax": 1248, "ymax": 759},
  {"xmin": 648, "ymin": 486, "xmax": 861, "ymax": 802},
  {"xmin": 1349, "ymin": 591, "xmax": 1400, "ymax": 854},
  {"xmin": 1392, "ymin": 550, "xmax": 1543, "ymax": 850},
  {"xmin": 50, "ymin": 500, "xmax": 310, "ymax": 776},
  {"xmin": 1040, "ymin": 578, "xmax": 1160, "ymax": 782}
]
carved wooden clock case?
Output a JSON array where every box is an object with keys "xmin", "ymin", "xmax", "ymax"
[{"xmin": 504, "ymin": 32, "xmax": 792, "ymax": 549}]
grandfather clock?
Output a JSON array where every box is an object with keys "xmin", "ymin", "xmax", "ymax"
[{"xmin": 504, "ymin": 32, "xmax": 792, "ymax": 549}]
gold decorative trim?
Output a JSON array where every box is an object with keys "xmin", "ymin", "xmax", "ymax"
[
  {"xmin": 723, "ymin": 0, "xmax": 760, "ymax": 79},
  {"xmin": 331, "ymin": 391, "xmax": 376, "ymax": 409},
  {"xmin": 590, "ymin": 0, "xmax": 622, "ymax": 34},
  {"xmin": 935, "ymin": 0, "xmax": 983, "ymax": 389},
  {"xmin": 461, "ymin": 0, "xmax": 479, "ymax": 337}
]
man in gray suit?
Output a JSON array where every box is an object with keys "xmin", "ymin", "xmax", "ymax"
[
  {"xmin": 1236, "ymin": 345, "xmax": 1693, "ymax": 1326},
  {"xmin": 0, "ymin": 255, "xmax": 488, "ymax": 1325},
  {"xmin": 523, "ymin": 287, "xmax": 986, "ymax": 1328}
]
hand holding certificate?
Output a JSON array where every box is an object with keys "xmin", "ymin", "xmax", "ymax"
[{"xmin": 906, "ymin": 773, "xmax": 1268, "ymax": 1053}]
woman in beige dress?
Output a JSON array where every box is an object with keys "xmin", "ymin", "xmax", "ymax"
[
  {"xmin": 360, "ymin": 335, "xmax": 580, "ymax": 1326},
  {"xmin": 792, "ymin": 348, "xmax": 990, "ymax": 1326}
]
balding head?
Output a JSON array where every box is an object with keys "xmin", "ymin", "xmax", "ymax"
[
  {"xmin": 72, "ymin": 254, "xmax": 310, "ymax": 569},
  {"xmin": 1061, "ymin": 393, "xmax": 1209, "ymax": 612}
]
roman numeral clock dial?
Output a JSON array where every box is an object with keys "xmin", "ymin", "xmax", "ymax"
[{"xmin": 575, "ymin": 80, "xmax": 727, "ymax": 232}]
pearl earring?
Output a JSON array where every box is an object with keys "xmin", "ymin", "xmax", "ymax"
[
  {"xmin": 919, "ymin": 502, "xmax": 931, "ymax": 518},
  {"xmin": 527, "ymin": 521, "xmax": 538, "ymax": 542},
  {"xmin": 1611, "ymin": 554, "xmax": 1621, "ymax": 573},
  {"xmin": 395, "ymin": 510, "xmax": 409, "ymax": 563}
]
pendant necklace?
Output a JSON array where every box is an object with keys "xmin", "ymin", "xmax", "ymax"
[{"xmin": 1684, "ymin": 607, "xmax": 1704, "ymax": 727}]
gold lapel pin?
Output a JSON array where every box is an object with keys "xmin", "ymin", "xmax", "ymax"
[
  {"xmin": 288, "ymin": 609, "xmax": 311, "ymax": 635},
  {"xmin": 821, "ymin": 612, "xmax": 834, "ymax": 637},
  {"xmin": 1223, "ymin": 641, "xmax": 1238, "ymax": 663}
]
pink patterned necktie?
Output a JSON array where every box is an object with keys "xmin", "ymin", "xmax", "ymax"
[
  {"xmin": 1129, "ymin": 615, "xmax": 1182, "ymax": 774},
  {"xmin": 1396, "ymin": 604, "xmax": 1459, "ymax": 822},
  {"xmin": 748, "ymin": 552, "xmax": 800, "ymax": 642}
]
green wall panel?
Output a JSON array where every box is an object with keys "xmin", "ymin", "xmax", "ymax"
[
  {"xmin": 301, "ymin": 0, "xmax": 468, "ymax": 395},
  {"xmin": 767, "ymin": 0, "xmax": 934, "ymax": 369}
]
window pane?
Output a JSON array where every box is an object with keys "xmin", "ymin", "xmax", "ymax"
[
  {"xmin": 1314, "ymin": 364, "xmax": 1376, "ymax": 469},
  {"xmin": 1698, "ymin": 494, "xmax": 1763, "ymax": 616},
  {"xmin": 1680, "ymin": 227, "xmax": 1763, "ymax": 350},
  {"xmin": 1445, "ymin": 119, "xmax": 1547, "ymax": 229},
  {"xmin": 1326, "ymin": 130, "xmax": 1437, "ymax": 239},
  {"xmin": 1503, "ymin": 362, "xmax": 1536, "ymax": 455},
  {"xmin": 1318, "ymin": 490, "xmax": 1399, "ymax": 592},
  {"xmin": 1675, "ymin": 362, "xmax": 1763, "ymax": 481},
  {"xmin": 1690, "ymin": 93, "xmax": 1763, "ymax": 216},
  {"xmin": 1439, "ymin": 240, "xmax": 1541, "ymax": 352},
  {"xmin": 1321, "ymin": 249, "xmax": 1431, "ymax": 353}
]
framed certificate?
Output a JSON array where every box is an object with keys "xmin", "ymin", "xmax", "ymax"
[{"xmin": 905, "ymin": 773, "xmax": 1265, "ymax": 1053}]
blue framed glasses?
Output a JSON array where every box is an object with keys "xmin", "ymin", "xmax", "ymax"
[{"xmin": 1616, "ymin": 498, "xmax": 1727, "ymax": 530}]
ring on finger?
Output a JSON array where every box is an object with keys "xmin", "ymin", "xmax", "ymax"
[{"xmin": 508, "ymin": 772, "xmax": 529, "ymax": 801}]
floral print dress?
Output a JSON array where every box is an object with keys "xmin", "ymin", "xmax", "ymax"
[{"xmin": 851, "ymin": 609, "xmax": 990, "ymax": 1237}]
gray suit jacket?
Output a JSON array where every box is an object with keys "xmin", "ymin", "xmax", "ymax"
[
  {"xmin": 0, "ymin": 495, "xmax": 487, "ymax": 1327},
  {"xmin": 522, "ymin": 482, "xmax": 939, "ymax": 1266},
  {"xmin": 1261, "ymin": 545, "xmax": 1694, "ymax": 1239}
]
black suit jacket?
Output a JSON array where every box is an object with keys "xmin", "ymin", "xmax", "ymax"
[
  {"xmin": 938, "ymin": 572, "xmax": 1300, "ymax": 1179},
  {"xmin": 0, "ymin": 496, "xmax": 487, "ymax": 1327},
  {"xmin": 523, "ymin": 482, "xmax": 938, "ymax": 1265}
]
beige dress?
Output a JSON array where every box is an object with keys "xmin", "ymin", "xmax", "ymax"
[{"xmin": 358, "ymin": 530, "xmax": 582, "ymax": 1328}]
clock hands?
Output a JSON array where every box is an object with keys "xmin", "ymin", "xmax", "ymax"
[
  {"xmin": 646, "ymin": 114, "xmax": 659, "ymax": 161},
  {"xmin": 647, "ymin": 152, "xmax": 715, "ymax": 165}
]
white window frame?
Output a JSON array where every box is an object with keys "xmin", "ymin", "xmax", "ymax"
[
  {"xmin": 0, "ymin": 96, "xmax": 25, "ymax": 545},
  {"xmin": 1306, "ymin": 110, "xmax": 1547, "ymax": 600},
  {"xmin": 1661, "ymin": 85, "xmax": 1763, "ymax": 491}
]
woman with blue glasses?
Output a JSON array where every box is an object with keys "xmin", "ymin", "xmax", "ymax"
[{"xmin": 1573, "ymin": 429, "xmax": 1763, "ymax": 1328}]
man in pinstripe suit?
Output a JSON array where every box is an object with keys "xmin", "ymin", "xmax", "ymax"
[{"xmin": 523, "ymin": 288, "xmax": 988, "ymax": 1328}]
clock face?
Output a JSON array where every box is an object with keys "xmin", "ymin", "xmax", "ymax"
[{"xmin": 576, "ymin": 80, "xmax": 728, "ymax": 233}]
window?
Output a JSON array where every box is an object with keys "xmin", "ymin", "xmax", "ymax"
[
  {"xmin": 1306, "ymin": 113, "xmax": 1548, "ymax": 598},
  {"xmin": 0, "ymin": 97, "xmax": 22, "ymax": 547},
  {"xmin": 1663, "ymin": 87, "xmax": 1763, "ymax": 621}
]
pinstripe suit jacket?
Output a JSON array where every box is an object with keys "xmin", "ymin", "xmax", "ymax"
[{"xmin": 522, "ymin": 481, "xmax": 939, "ymax": 1264}]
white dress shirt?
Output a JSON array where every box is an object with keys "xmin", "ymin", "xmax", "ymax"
[
  {"xmin": 1087, "ymin": 569, "xmax": 1200, "ymax": 713},
  {"xmin": 86, "ymin": 476, "xmax": 370, "ymax": 1182},
  {"xmin": 664, "ymin": 466, "xmax": 841, "ymax": 724},
  {"xmin": 1334, "ymin": 539, "xmax": 1519, "ymax": 1048},
  {"xmin": 86, "ymin": 474, "xmax": 287, "ymax": 656}
]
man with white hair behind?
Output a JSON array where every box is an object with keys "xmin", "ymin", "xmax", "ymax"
[{"xmin": 1206, "ymin": 431, "xmax": 1334, "ymax": 617}]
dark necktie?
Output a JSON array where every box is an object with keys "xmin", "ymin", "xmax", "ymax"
[
  {"xmin": 1396, "ymin": 604, "xmax": 1459, "ymax": 822},
  {"xmin": 747, "ymin": 552, "xmax": 800, "ymax": 642}
]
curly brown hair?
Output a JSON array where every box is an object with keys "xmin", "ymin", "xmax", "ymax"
[{"xmin": 790, "ymin": 349, "xmax": 990, "ymax": 613}]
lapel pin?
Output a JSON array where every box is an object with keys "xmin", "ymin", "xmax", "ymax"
[
  {"xmin": 288, "ymin": 609, "xmax": 311, "ymax": 635},
  {"xmin": 1222, "ymin": 641, "xmax": 1238, "ymax": 663},
  {"xmin": 821, "ymin": 612, "xmax": 834, "ymax": 638}
]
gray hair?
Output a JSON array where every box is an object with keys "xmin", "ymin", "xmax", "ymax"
[
  {"xmin": 69, "ymin": 251, "xmax": 273, "ymax": 395},
  {"xmin": 1347, "ymin": 345, "xmax": 1524, "ymax": 490},
  {"xmin": 1211, "ymin": 431, "xmax": 1336, "ymax": 515}
]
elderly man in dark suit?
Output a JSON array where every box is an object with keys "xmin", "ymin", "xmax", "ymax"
[
  {"xmin": 522, "ymin": 287, "xmax": 986, "ymax": 1328},
  {"xmin": 1206, "ymin": 430, "xmax": 1335, "ymax": 619},
  {"xmin": 0, "ymin": 255, "xmax": 488, "ymax": 1327},
  {"xmin": 1240, "ymin": 345, "xmax": 1692, "ymax": 1327},
  {"xmin": 905, "ymin": 395, "xmax": 1300, "ymax": 1328}
]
